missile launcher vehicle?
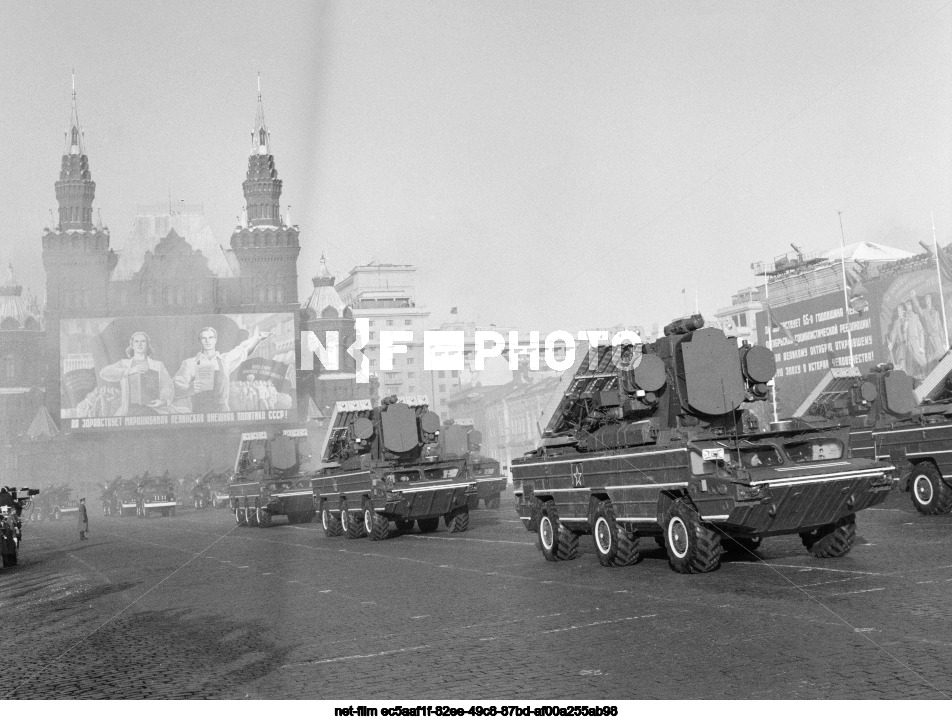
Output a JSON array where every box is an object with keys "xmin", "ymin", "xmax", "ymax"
[
  {"xmin": 230, "ymin": 429, "xmax": 316, "ymax": 527},
  {"xmin": 441, "ymin": 420, "xmax": 506, "ymax": 510},
  {"xmin": 511, "ymin": 314, "xmax": 894, "ymax": 574},
  {"xmin": 314, "ymin": 396, "xmax": 477, "ymax": 541},
  {"xmin": 794, "ymin": 355, "xmax": 952, "ymax": 515},
  {"xmin": 137, "ymin": 472, "xmax": 176, "ymax": 517}
]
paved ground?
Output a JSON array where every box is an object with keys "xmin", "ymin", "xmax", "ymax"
[{"xmin": 3, "ymin": 488, "xmax": 952, "ymax": 700}]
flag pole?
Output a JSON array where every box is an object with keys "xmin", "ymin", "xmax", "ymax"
[
  {"xmin": 837, "ymin": 211, "xmax": 855, "ymax": 368},
  {"xmin": 763, "ymin": 262, "xmax": 778, "ymax": 424},
  {"xmin": 932, "ymin": 212, "xmax": 949, "ymax": 349}
]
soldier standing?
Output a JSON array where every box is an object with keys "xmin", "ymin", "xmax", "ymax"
[{"xmin": 78, "ymin": 498, "xmax": 88, "ymax": 541}]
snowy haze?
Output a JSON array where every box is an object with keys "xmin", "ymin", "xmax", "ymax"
[{"xmin": 1, "ymin": 0, "xmax": 949, "ymax": 334}]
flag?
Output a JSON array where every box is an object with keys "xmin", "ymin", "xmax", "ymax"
[
  {"xmin": 763, "ymin": 301, "xmax": 796, "ymax": 343},
  {"xmin": 450, "ymin": 307, "xmax": 458, "ymax": 314}
]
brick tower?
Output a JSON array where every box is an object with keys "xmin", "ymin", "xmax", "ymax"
[
  {"xmin": 42, "ymin": 77, "xmax": 117, "ymax": 316},
  {"xmin": 229, "ymin": 78, "xmax": 300, "ymax": 309}
]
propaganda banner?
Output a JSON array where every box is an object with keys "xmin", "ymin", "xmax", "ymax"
[
  {"xmin": 755, "ymin": 290, "xmax": 882, "ymax": 417},
  {"xmin": 59, "ymin": 313, "xmax": 297, "ymax": 431}
]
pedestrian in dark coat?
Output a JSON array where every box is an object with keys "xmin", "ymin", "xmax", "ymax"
[{"xmin": 78, "ymin": 498, "xmax": 88, "ymax": 541}]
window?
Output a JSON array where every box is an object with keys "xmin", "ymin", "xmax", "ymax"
[
  {"xmin": 451, "ymin": 371, "xmax": 459, "ymax": 378},
  {"xmin": 369, "ymin": 320, "xmax": 375, "ymax": 327},
  {"xmin": 407, "ymin": 372, "xmax": 415, "ymax": 378},
  {"xmin": 404, "ymin": 319, "xmax": 412, "ymax": 325},
  {"xmin": 369, "ymin": 332, "xmax": 375, "ymax": 340},
  {"xmin": 438, "ymin": 371, "xmax": 445, "ymax": 378},
  {"xmin": 784, "ymin": 438, "xmax": 844, "ymax": 462},
  {"xmin": 407, "ymin": 357, "xmax": 415, "ymax": 365},
  {"xmin": 439, "ymin": 385, "xmax": 446, "ymax": 392},
  {"xmin": 386, "ymin": 320, "xmax": 394, "ymax": 326},
  {"xmin": 369, "ymin": 359, "xmax": 377, "ymax": 368}
]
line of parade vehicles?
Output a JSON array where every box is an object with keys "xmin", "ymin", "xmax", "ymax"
[
  {"xmin": 8, "ymin": 313, "xmax": 952, "ymax": 575},
  {"xmin": 221, "ymin": 312, "xmax": 952, "ymax": 574}
]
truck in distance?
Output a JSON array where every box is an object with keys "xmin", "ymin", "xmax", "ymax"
[
  {"xmin": 314, "ymin": 396, "xmax": 477, "ymax": 541},
  {"xmin": 444, "ymin": 419, "xmax": 507, "ymax": 510},
  {"xmin": 230, "ymin": 428, "xmax": 316, "ymax": 527}
]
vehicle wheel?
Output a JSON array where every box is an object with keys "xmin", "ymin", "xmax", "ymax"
[
  {"xmin": 234, "ymin": 507, "xmax": 243, "ymax": 525},
  {"xmin": 341, "ymin": 505, "xmax": 366, "ymax": 539},
  {"xmin": 257, "ymin": 508, "xmax": 273, "ymax": 528},
  {"xmin": 54, "ymin": 508, "xmax": 61, "ymax": 521},
  {"xmin": 467, "ymin": 496, "xmax": 480, "ymax": 511},
  {"xmin": 663, "ymin": 500, "xmax": 723, "ymax": 574},
  {"xmin": 321, "ymin": 504, "xmax": 342, "ymax": 537},
  {"xmin": 909, "ymin": 463, "xmax": 952, "ymax": 515},
  {"xmin": 417, "ymin": 517, "xmax": 439, "ymax": 533},
  {"xmin": 395, "ymin": 519, "xmax": 414, "ymax": 532},
  {"xmin": 536, "ymin": 501, "xmax": 579, "ymax": 561},
  {"xmin": 592, "ymin": 501, "xmax": 640, "ymax": 567},
  {"xmin": 445, "ymin": 506, "xmax": 470, "ymax": 534},
  {"xmin": 485, "ymin": 494, "xmax": 501, "ymax": 510},
  {"xmin": 800, "ymin": 514, "xmax": 856, "ymax": 558},
  {"xmin": 363, "ymin": 501, "xmax": 390, "ymax": 541}
]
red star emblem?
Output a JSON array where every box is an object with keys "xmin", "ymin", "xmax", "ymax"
[{"xmin": 571, "ymin": 463, "xmax": 583, "ymax": 487}]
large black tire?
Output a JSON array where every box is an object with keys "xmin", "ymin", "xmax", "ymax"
[
  {"xmin": 909, "ymin": 463, "xmax": 952, "ymax": 515},
  {"xmin": 445, "ymin": 506, "xmax": 470, "ymax": 534},
  {"xmin": 536, "ymin": 501, "xmax": 578, "ymax": 561},
  {"xmin": 363, "ymin": 502, "xmax": 390, "ymax": 542},
  {"xmin": 800, "ymin": 514, "xmax": 856, "ymax": 558},
  {"xmin": 592, "ymin": 501, "xmax": 640, "ymax": 567},
  {"xmin": 341, "ymin": 505, "xmax": 366, "ymax": 539},
  {"xmin": 395, "ymin": 519, "xmax": 415, "ymax": 532},
  {"xmin": 485, "ymin": 494, "xmax": 501, "ymax": 510},
  {"xmin": 257, "ymin": 508, "xmax": 272, "ymax": 527},
  {"xmin": 234, "ymin": 507, "xmax": 244, "ymax": 526},
  {"xmin": 321, "ymin": 504, "xmax": 343, "ymax": 537},
  {"xmin": 417, "ymin": 517, "xmax": 439, "ymax": 533},
  {"xmin": 663, "ymin": 500, "xmax": 723, "ymax": 574}
]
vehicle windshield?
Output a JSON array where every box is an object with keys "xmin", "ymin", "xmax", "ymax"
[
  {"xmin": 783, "ymin": 438, "xmax": 845, "ymax": 463},
  {"xmin": 737, "ymin": 446, "xmax": 783, "ymax": 468}
]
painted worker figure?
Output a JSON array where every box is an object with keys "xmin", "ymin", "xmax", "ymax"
[
  {"xmin": 99, "ymin": 331, "xmax": 174, "ymax": 416},
  {"xmin": 78, "ymin": 498, "xmax": 89, "ymax": 541},
  {"xmin": 172, "ymin": 326, "xmax": 269, "ymax": 413}
]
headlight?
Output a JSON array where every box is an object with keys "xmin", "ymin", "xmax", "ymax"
[{"xmin": 736, "ymin": 484, "xmax": 763, "ymax": 501}]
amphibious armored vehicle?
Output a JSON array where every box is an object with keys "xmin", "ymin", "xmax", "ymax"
[
  {"xmin": 137, "ymin": 473, "xmax": 177, "ymax": 517},
  {"xmin": 230, "ymin": 428, "xmax": 316, "ymax": 526},
  {"xmin": 314, "ymin": 396, "xmax": 477, "ymax": 541},
  {"xmin": 512, "ymin": 315, "xmax": 894, "ymax": 574},
  {"xmin": 794, "ymin": 357, "xmax": 952, "ymax": 515}
]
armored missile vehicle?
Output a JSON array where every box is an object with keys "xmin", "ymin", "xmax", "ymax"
[
  {"xmin": 512, "ymin": 315, "xmax": 894, "ymax": 574},
  {"xmin": 30, "ymin": 484, "xmax": 78, "ymax": 521},
  {"xmin": 314, "ymin": 396, "xmax": 477, "ymax": 541},
  {"xmin": 441, "ymin": 420, "xmax": 506, "ymax": 510},
  {"xmin": 230, "ymin": 429, "xmax": 316, "ymax": 527},
  {"xmin": 794, "ymin": 357, "xmax": 952, "ymax": 515},
  {"xmin": 136, "ymin": 473, "xmax": 176, "ymax": 517}
]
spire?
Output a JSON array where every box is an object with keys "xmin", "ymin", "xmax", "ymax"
[
  {"xmin": 55, "ymin": 72, "xmax": 96, "ymax": 231},
  {"xmin": 65, "ymin": 70, "xmax": 85, "ymax": 156},
  {"xmin": 313, "ymin": 253, "xmax": 334, "ymax": 286},
  {"xmin": 252, "ymin": 72, "xmax": 270, "ymax": 156}
]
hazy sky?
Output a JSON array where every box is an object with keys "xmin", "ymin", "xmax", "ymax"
[{"xmin": 1, "ymin": 0, "xmax": 949, "ymax": 335}]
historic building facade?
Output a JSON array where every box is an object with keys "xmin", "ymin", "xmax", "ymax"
[{"xmin": 9, "ymin": 85, "xmax": 313, "ymax": 494}]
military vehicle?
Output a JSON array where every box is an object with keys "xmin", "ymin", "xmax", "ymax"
[
  {"xmin": 107, "ymin": 477, "xmax": 141, "ymax": 516},
  {"xmin": 137, "ymin": 473, "xmax": 177, "ymax": 517},
  {"xmin": 230, "ymin": 429, "xmax": 316, "ymax": 527},
  {"xmin": 314, "ymin": 397, "xmax": 477, "ymax": 541},
  {"xmin": 190, "ymin": 472, "xmax": 212, "ymax": 509},
  {"xmin": 29, "ymin": 484, "xmax": 78, "ymax": 521},
  {"xmin": 794, "ymin": 357, "xmax": 952, "ymax": 515},
  {"xmin": 444, "ymin": 420, "xmax": 507, "ymax": 510},
  {"xmin": 512, "ymin": 315, "xmax": 894, "ymax": 574}
]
